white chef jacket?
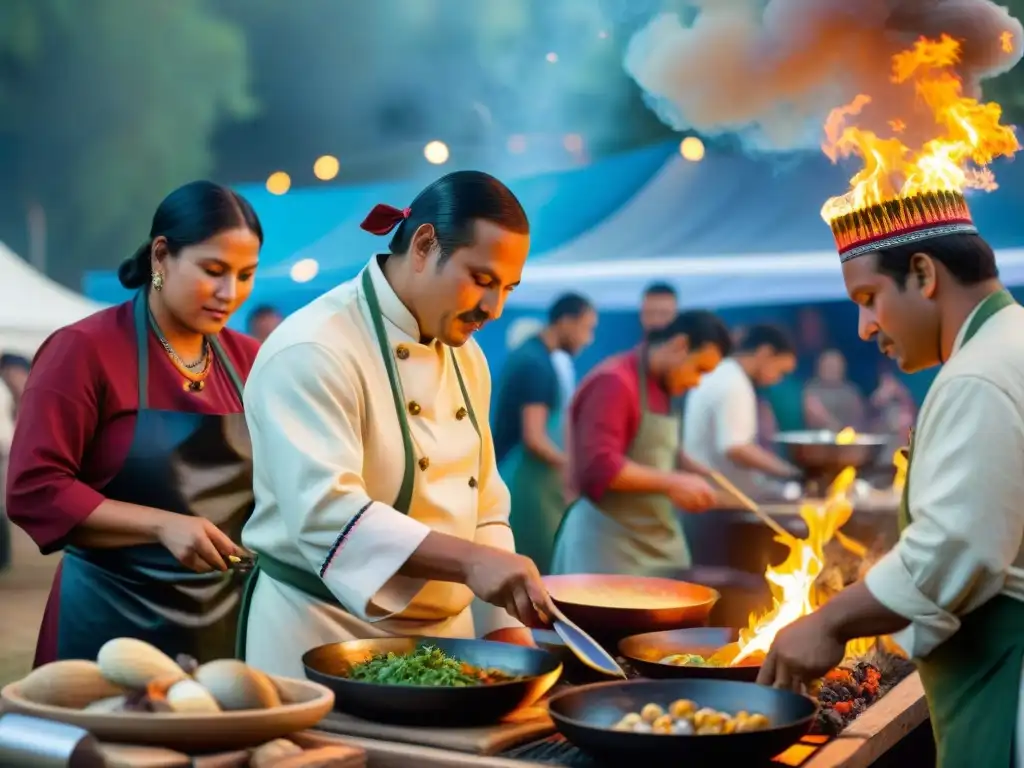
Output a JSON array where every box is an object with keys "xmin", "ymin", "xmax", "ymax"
[
  {"xmin": 863, "ymin": 299, "xmax": 1024, "ymax": 765},
  {"xmin": 241, "ymin": 256, "xmax": 522, "ymax": 678}
]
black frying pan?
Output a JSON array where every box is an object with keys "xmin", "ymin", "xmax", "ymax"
[
  {"xmin": 548, "ymin": 678, "xmax": 816, "ymax": 766},
  {"xmin": 618, "ymin": 627, "xmax": 762, "ymax": 682},
  {"xmin": 303, "ymin": 636, "xmax": 562, "ymax": 727}
]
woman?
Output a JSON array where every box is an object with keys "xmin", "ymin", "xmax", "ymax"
[{"xmin": 6, "ymin": 181, "xmax": 263, "ymax": 665}]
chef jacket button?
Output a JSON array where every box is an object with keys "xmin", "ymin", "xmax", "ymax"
[
  {"xmin": 419, "ymin": 457, "xmax": 430, "ymax": 471},
  {"xmin": 455, "ymin": 407, "xmax": 468, "ymax": 421},
  {"xmin": 396, "ymin": 345, "xmax": 410, "ymax": 360},
  {"xmin": 468, "ymin": 476, "xmax": 478, "ymax": 489},
  {"xmin": 408, "ymin": 401, "xmax": 421, "ymax": 416}
]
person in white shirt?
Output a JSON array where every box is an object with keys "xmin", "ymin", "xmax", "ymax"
[
  {"xmin": 683, "ymin": 324, "xmax": 800, "ymax": 501},
  {"xmin": 760, "ymin": 199, "xmax": 1024, "ymax": 767},
  {"xmin": 237, "ymin": 171, "xmax": 555, "ymax": 678}
]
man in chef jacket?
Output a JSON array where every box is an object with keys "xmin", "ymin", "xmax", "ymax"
[
  {"xmin": 238, "ymin": 171, "xmax": 555, "ymax": 678},
  {"xmin": 759, "ymin": 193, "xmax": 1024, "ymax": 767}
]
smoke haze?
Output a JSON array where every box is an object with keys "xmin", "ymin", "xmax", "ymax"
[{"xmin": 624, "ymin": 0, "xmax": 1024, "ymax": 152}]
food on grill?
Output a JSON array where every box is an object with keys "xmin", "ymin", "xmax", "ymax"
[
  {"xmin": 656, "ymin": 643, "xmax": 763, "ymax": 668},
  {"xmin": 658, "ymin": 653, "xmax": 724, "ymax": 667},
  {"xmin": 15, "ymin": 638, "xmax": 288, "ymax": 714},
  {"xmin": 613, "ymin": 698, "xmax": 771, "ymax": 735},
  {"xmin": 346, "ymin": 644, "xmax": 521, "ymax": 687}
]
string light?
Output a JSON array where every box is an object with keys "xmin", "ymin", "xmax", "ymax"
[
  {"xmin": 507, "ymin": 135, "xmax": 527, "ymax": 154},
  {"xmin": 424, "ymin": 140, "xmax": 450, "ymax": 165},
  {"xmin": 313, "ymin": 155, "xmax": 340, "ymax": 181},
  {"xmin": 546, "ymin": 52, "xmax": 559, "ymax": 63},
  {"xmin": 266, "ymin": 171, "xmax": 291, "ymax": 195},
  {"xmin": 290, "ymin": 258, "xmax": 319, "ymax": 283},
  {"xmin": 680, "ymin": 137, "xmax": 705, "ymax": 162}
]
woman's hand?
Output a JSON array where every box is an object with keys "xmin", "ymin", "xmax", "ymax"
[{"xmin": 155, "ymin": 514, "xmax": 243, "ymax": 573}]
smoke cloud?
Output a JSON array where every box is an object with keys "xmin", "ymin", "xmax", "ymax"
[{"xmin": 624, "ymin": 0, "xmax": 1024, "ymax": 152}]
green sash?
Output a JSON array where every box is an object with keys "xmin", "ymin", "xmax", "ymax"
[
  {"xmin": 897, "ymin": 289, "xmax": 1024, "ymax": 767},
  {"xmin": 234, "ymin": 266, "xmax": 479, "ymax": 658}
]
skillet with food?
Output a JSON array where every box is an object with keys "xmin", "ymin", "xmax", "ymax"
[
  {"xmin": 618, "ymin": 627, "xmax": 762, "ymax": 682},
  {"xmin": 303, "ymin": 636, "xmax": 562, "ymax": 727},
  {"xmin": 547, "ymin": 678, "xmax": 816, "ymax": 766}
]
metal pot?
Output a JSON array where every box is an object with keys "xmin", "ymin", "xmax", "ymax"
[{"xmin": 774, "ymin": 430, "xmax": 890, "ymax": 473}]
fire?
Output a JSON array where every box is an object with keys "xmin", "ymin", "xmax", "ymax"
[
  {"xmin": 820, "ymin": 35, "xmax": 1020, "ymax": 223},
  {"xmin": 703, "ymin": 469, "xmax": 859, "ymax": 666},
  {"xmin": 1002, "ymin": 30, "xmax": 1015, "ymax": 55}
]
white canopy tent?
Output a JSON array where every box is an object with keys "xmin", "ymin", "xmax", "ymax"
[{"xmin": 0, "ymin": 242, "xmax": 107, "ymax": 356}]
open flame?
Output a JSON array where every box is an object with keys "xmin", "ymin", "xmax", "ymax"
[{"xmin": 820, "ymin": 34, "xmax": 1020, "ymax": 223}]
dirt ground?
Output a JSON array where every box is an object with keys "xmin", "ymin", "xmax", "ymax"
[{"xmin": 0, "ymin": 522, "xmax": 57, "ymax": 686}]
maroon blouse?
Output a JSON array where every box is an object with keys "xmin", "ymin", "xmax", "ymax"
[
  {"xmin": 567, "ymin": 350, "xmax": 672, "ymax": 503},
  {"xmin": 4, "ymin": 300, "xmax": 259, "ymax": 665}
]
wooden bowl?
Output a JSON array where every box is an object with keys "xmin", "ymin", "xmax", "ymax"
[{"xmin": 0, "ymin": 675, "xmax": 334, "ymax": 752}]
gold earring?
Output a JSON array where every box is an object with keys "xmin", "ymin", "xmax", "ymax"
[{"xmin": 152, "ymin": 271, "xmax": 164, "ymax": 291}]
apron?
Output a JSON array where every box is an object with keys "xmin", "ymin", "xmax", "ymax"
[
  {"xmin": 897, "ymin": 288, "xmax": 1024, "ymax": 768},
  {"xmin": 550, "ymin": 352, "xmax": 691, "ymax": 576},
  {"xmin": 57, "ymin": 292, "xmax": 253, "ymax": 662},
  {"xmin": 235, "ymin": 267, "xmax": 481, "ymax": 658},
  {"xmin": 502, "ymin": 371, "xmax": 566, "ymax": 575}
]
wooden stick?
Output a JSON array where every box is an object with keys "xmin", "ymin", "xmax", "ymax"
[{"xmin": 709, "ymin": 471, "xmax": 795, "ymax": 542}]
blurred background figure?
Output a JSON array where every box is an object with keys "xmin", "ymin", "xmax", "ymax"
[
  {"xmin": 246, "ymin": 304, "xmax": 283, "ymax": 344},
  {"xmin": 684, "ymin": 325, "xmax": 800, "ymax": 502},
  {"xmin": 639, "ymin": 282, "xmax": 678, "ymax": 337},
  {"xmin": 0, "ymin": 354, "xmax": 31, "ymax": 421},
  {"xmin": 495, "ymin": 293, "xmax": 597, "ymax": 574},
  {"xmin": 803, "ymin": 349, "xmax": 867, "ymax": 432}
]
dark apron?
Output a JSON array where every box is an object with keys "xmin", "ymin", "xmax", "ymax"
[
  {"xmin": 897, "ymin": 289, "xmax": 1024, "ymax": 767},
  {"xmin": 57, "ymin": 292, "xmax": 253, "ymax": 663},
  {"xmin": 235, "ymin": 266, "xmax": 480, "ymax": 659}
]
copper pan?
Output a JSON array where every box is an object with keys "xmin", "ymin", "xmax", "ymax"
[{"xmin": 542, "ymin": 574, "xmax": 719, "ymax": 643}]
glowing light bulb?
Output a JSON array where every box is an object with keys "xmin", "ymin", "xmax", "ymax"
[
  {"xmin": 424, "ymin": 140, "xmax": 450, "ymax": 165},
  {"xmin": 290, "ymin": 258, "xmax": 319, "ymax": 283},
  {"xmin": 266, "ymin": 171, "xmax": 291, "ymax": 195},
  {"xmin": 680, "ymin": 137, "xmax": 705, "ymax": 162},
  {"xmin": 313, "ymin": 155, "xmax": 339, "ymax": 181}
]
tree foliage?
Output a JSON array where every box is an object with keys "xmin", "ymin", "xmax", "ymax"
[{"xmin": 0, "ymin": 0, "xmax": 254, "ymax": 283}]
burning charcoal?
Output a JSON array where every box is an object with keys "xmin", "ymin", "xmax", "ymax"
[
  {"xmin": 816, "ymin": 708, "xmax": 848, "ymax": 736},
  {"xmin": 175, "ymin": 654, "xmax": 199, "ymax": 675},
  {"xmin": 852, "ymin": 699, "xmax": 868, "ymax": 715},
  {"xmin": 818, "ymin": 687, "xmax": 839, "ymax": 704}
]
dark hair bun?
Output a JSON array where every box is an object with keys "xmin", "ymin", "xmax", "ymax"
[{"xmin": 118, "ymin": 241, "xmax": 153, "ymax": 289}]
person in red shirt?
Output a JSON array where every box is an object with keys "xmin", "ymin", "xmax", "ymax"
[
  {"xmin": 551, "ymin": 310, "xmax": 731, "ymax": 576},
  {"xmin": 6, "ymin": 181, "xmax": 262, "ymax": 665}
]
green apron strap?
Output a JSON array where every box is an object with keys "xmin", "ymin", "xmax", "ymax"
[
  {"xmin": 360, "ymin": 267, "xmax": 417, "ymax": 515},
  {"xmin": 637, "ymin": 347, "xmax": 649, "ymax": 414},
  {"xmin": 450, "ymin": 349, "xmax": 481, "ymax": 437},
  {"xmin": 208, "ymin": 337, "xmax": 245, "ymax": 402},
  {"xmin": 132, "ymin": 292, "xmax": 150, "ymax": 409}
]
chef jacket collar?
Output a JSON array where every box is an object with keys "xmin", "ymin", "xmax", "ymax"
[
  {"xmin": 949, "ymin": 296, "xmax": 986, "ymax": 359},
  {"xmin": 367, "ymin": 254, "xmax": 441, "ymax": 348}
]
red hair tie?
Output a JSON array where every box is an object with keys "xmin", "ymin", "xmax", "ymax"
[{"xmin": 360, "ymin": 204, "xmax": 411, "ymax": 236}]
